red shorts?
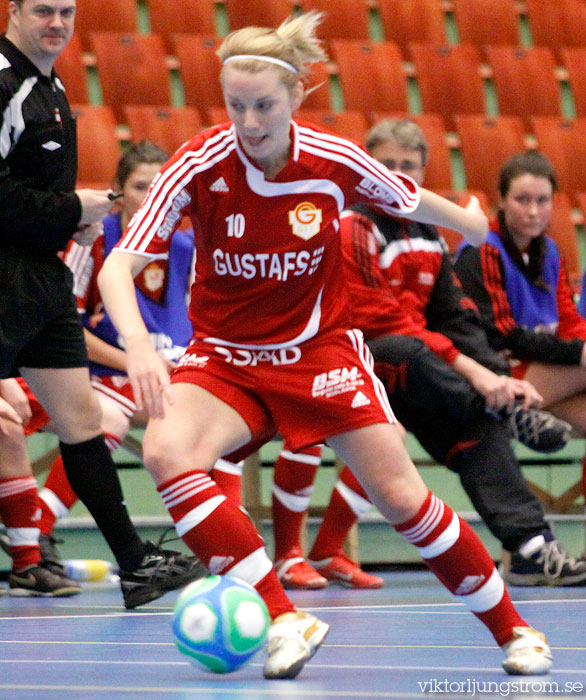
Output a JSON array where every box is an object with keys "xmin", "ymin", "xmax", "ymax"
[
  {"xmin": 171, "ymin": 328, "xmax": 396, "ymax": 460},
  {"xmin": 16, "ymin": 377, "xmax": 50, "ymax": 436},
  {"xmin": 90, "ymin": 375, "xmax": 137, "ymax": 418},
  {"xmin": 510, "ymin": 359, "xmax": 530, "ymax": 380}
]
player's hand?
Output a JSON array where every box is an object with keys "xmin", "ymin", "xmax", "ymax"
[
  {"xmin": 0, "ymin": 379, "xmax": 31, "ymax": 425},
  {"xmin": 125, "ymin": 336, "xmax": 174, "ymax": 419},
  {"xmin": 506, "ymin": 378, "xmax": 543, "ymax": 410},
  {"xmin": 76, "ymin": 189, "xmax": 115, "ymax": 226},
  {"xmin": 0, "ymin": 396, "xmax": 23, "ymax": 435},
  {"xmin": 463, "ymin": 195, "xmax": 488, "ymax": 246},
  {"xmin": 470, "ymin": 369, "xmax": 518, "ymax": 412},
  {"xmin": 158, "ymin": 356, "xmax": 178, "ymax": 375},
  {"xmin": 72, "ymin": 222, "xmax": 104, "ymax": 247}
]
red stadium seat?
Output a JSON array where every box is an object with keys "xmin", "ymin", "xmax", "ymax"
[
  {"xmin": 561, "ymin": 47, "xmax": 586, "ymax": 120},
  {"xmin": 73, "ymin": 0, "xmax": 137, "ymax": 52},
  {"xmin": 524, "ymin": 0, "xmax": 586, "ymax": 61},
  {"xmin": 54, "ymin": 34, "xmax": 88, "ymax": 104},
  {"xmin": 223, "ymin": 0, "xmax": 296, "ymax": 31},
  {"xmin": 451, "ymin": 0, "xmax": 520, "ymax": 51},
  {"xmin": 432, "ymin": 189, "xmax": 492, "ymax": 254},
  {"xmin": 207, "ymin": 107, "xmax": 230, "ymax": 126},
  {"xmin": 530, "ymin": 116, "xmax": 586, "ymax": 204},
  {"xmin": 376, "ymin": 0, "xmax": 446, "ymax": 57},
  {"xmin": 486, "ymin": 46, "xmax": 562, "ymax": 127},
  {"xmin": 173, "ymin": 34, "xmax": 224, "ymax": 124},
  {"xmin": 454, "ymin": 114, "xmax": 526, "ymax": 204},
  {"xmin": 146, "ymin": 0, "xmax": 218, "ymax": 53},
  {"xmin": 369, "ymin": 113, "xmax": 453, "ymax": 190},
  {"xmin": 409, "ymin": 43, "xmax": 485, "ymax": 130},
  {"xmin": 330, "ymin": 40, "xmax": 408, "ymax": 116},
  {"xmin": 576, "ymin": 192, "xmax": 586, "ymax": 216},
  {"xmin": 0, "ymin": 0, "xmax": 8, "ymax": 31},
  {"xmin": 301, "ymin": 0, "xmax": 370, "ymax": 41},
  {"xmin": 123, "ymin": 105, "xmax": 203, "ymax": 154},
  {"xmin": 548, "ymin": 192, "xmax": 582, "ymax": 292},
  {"xmin": 295, "ymin": 110, "xmax": 370, "ymax": 143},
  {"xmin": 91, "ymin": 33, "xmax": 172, "ymax": 123},
  {"xmin": 70, "ymin": 104, "xmax": 121, "ymax": 188}
]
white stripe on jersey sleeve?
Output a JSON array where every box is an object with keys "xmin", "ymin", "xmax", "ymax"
[
  {"xmin": 297, "ymin": 125, "xmax": 419, "ymax": 212},
  {"xmin": 120, "ymin": 127, "xmax": 236, "ymax": 254}
]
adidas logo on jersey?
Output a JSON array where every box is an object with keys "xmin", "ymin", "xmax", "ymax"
[
  {"xmin": 351, "ymin": 391, "xmax": 370, "ymax": 408},
  {"xmin": 210, "ymin": 176, "xmax": 229, "ymax": 193}
]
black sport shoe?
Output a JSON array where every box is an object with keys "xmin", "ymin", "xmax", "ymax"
[
  {"xmin": 505, "ymin": 404, "xmax": 571, "ymax": 453},
  {"xmin": 501, "ymin": 539, "xmax": 586, "ymax": 586},
  {"xmin": 38, "ymin": 534, "xmax": 67, "ymax": 576},
  {"xmin": 119, "ymin": 541, "xmax": 208, "ymax": 609},
  {"xmin": 8, "ymin": 563, "xmax": 82, "ymax": 597}
]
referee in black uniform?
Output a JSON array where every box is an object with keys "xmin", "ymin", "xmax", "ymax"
[{"xmin": 0, "ymin": 0, "xmax": 204, "ymax": 605}]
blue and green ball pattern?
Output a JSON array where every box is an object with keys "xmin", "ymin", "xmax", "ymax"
[{"xmin": 172, "ymin": 575, "xmax": 270, "ymax": 673}]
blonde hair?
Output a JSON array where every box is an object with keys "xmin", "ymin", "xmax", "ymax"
[{"xmin": 217, "ymin": 12, "xmax": 327, "ymax": 89}]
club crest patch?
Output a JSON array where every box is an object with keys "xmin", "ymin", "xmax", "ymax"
[{"xmin": 288, "ymin": 201, "xmax": 322, "ymax": 240}]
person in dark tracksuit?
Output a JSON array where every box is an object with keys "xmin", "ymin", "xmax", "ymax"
[{"xmin": 0, "ymin": 0, "xmax": 203, "ymax": 604}]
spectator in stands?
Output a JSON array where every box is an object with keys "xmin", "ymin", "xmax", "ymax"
[
  {"xmin": 34, "ymin": 141, "xmax": 240, "ymax": 564},
  {"xmin": 455, "ymin": 149, "xmax": 586, "ymax": 559},
  {"xmin": 0, "ymin": 378, "xmax": 81, "ymax": 596},
  {"xmin": 0, "ymin": 0, "xmax": 202, "ymax": 604},
  {"xmin": 273, "ymin": 120, "xmax": 584, "ymax": 591},
  {"xmin": 97, "ymin": 13, "xmax": 552, "ymax": 678}
]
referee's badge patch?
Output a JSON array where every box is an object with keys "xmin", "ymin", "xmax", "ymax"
[{"xmin": 288, "ymin": 201, "xmax": 322, "ymax": 240}]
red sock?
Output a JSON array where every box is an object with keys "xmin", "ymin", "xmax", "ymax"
[
  {"xmin": 0, "ymin": 476, "xmax": 41, "ymax": 571},
  {"xmin": 309, "ymin": 466, "xmax": 371, "ymax": 561},
  {"xmin": 211, "ymin": 458, "xmax": 243, "ymax": 507},
  {"xmin": 272, "ymin": 445, "xmax": 321, "ymax": 561},
  {"xmin": 158, "ymin": 469, "xmax": 295, "ymax": 619},
  {"xmin": 38, "ymin": 456, "xmax": 77, "ymax": 535},
  {"xmin": 395, "ymin": 491, "xmax": 527, "ymax": 647},
  {"xmin": 38, "ymin": 432, "xmax": 121, "ymax": 536}
]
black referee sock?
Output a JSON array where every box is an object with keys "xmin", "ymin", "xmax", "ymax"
[{"xmin": 59, "ymin": 435, "xmax": 147, "ymax": 571}]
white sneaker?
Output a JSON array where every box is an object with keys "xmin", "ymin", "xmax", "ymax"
[
  {"xmin": 263, "ymin": 610, "xmax": 329, "ymax": 679},
  {"xmin": 502, "ymin": 626, "xmax": 553, "ymax": 675}
]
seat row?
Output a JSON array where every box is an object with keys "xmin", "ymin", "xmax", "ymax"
[
  {"xmin": 3, "ymin": 0, "xmax": 586, "ymax": 59},
  {"xmin": 74, "ymin": 104, "xmax": 586, "ymax": 206},
  {"xmin": 73, "ymin": 103, "xmax": 586, "ymax": 291},
  {"xmin": 48, "ymin": 32, "xmax": 586, "ymax": 132}
]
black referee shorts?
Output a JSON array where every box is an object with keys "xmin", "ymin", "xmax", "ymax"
[{"xmin": 0, "ymin": 247, "xmax": 88, "ymax": 379}]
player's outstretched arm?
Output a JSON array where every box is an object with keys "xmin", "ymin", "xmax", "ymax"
[
  {"xmin": 402, "ymin": 188, "xmax": 488, "ymax": 246},
  {"xmin": 97, "ymin": 250, "xmax": 173, "ymax": 418}
]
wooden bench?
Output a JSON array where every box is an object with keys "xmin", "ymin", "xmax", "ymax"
[{"xmin": 29, "ymin": 433, "xmax": 584, "ymax": 563}]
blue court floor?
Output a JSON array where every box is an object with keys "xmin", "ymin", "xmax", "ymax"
[{"xmin": 1, "ymin": 570, "xmax": 585, "ymax": 700}]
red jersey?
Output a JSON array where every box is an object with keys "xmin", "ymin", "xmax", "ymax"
[{"xmin": 116, "ymin": 120, "xmax": 419, "ymax": 348}]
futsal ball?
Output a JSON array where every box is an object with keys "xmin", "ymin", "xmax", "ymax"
[{"xmin": 172, "ymin": 575, "xmax": 270, "ymax": 673}]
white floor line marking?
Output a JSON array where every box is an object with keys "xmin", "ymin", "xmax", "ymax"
[
  {"xmin": 0, "ymin": 612, "xmax": 171, "ymax": 621},
  {"xmin": 0, "ymin": 687, "xmax": 423, "ymax": 698},
  {"xmin": 1, "ymin": 598, "xmax": 584, "ymax": 622},
  {"xmin": 0, "ymin": 640, "xmax": 583, "ymax": 651},
  {"xmin": 0, "ymin": 659, "xmax": 585, "ymax": 673}
]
